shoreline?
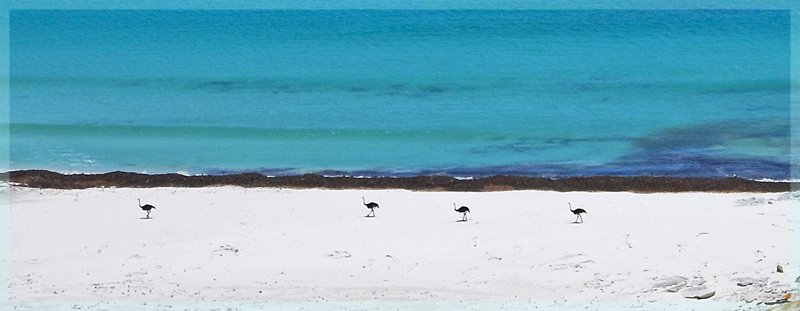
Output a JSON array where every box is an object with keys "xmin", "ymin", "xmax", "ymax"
[{"xmin": 4, "ymin": 169, "xmax": 794, "ymax": 192}]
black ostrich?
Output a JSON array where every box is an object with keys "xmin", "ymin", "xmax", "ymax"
[
  {"xmin": 138, "ymin": 198, "xmax": 156, "ymax": 219},
  {"xmin": 362, "ymin": 196, "xmax": 379, "ymax": 217},
  {"xmin": 454, "ymin": 203, "xmax": 470, "ymax": 221},
  {"xmin": 569, "ymin": 202, "xmax": 586, "ymax": 223}
]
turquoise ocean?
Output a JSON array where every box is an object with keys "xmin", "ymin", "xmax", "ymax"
[{"xmin": 9, "ymin": 10, "xmax": 794, "ymax": 179}]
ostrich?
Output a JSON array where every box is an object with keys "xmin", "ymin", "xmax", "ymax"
[
  {"xmin": 454, "ymin": 203, "xmax": 470, "ymax": 221},
  {"xmin": 138, "ymin": 198, "xmax": 156, "ymax": 219},
  {"xmin": 569, "ymin": 202, "xmax": 586, "ymax": 223},
  {"xmin": 362, "ymin": 197, "xmax": 379, "ymax": 217}
]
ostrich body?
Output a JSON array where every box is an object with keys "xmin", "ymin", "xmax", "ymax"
[
  {"xmin": 138, "ymin": 198, "xmax": 156, "ymax": 219},
  {"xmin": 454, "ymin": 203, "xmax": 470, "ymax": 221},
  {"xmin": 362, "ymin": 197, "xmax": 379, "ymax": 217},
  {"xmin": 569, "ymin": 202, "xmax": 586, "ymax": 223}
]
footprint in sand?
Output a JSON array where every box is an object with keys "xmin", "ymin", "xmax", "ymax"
[
  {"xmin": 213, "ymin": 245, "xmax": 240, "ymax": 256},
  {"xmin": 584, "ymin": 274, "xmax": 617, "ymax": 289},
  {"xmin": 754, "ymin": 250, "xmax": 767, "ymax": 263},
  {"xmin": 485, "ymin": 252, "xmax": 503, "ymax": 261},
  {"xmin": 736, "ymin": 197, "xmax": 768, "ymax": 207},
  {"xmin": 652, "ymin": 275, "xmax": 708, "ymax": 294},
  {"xmin": 545, "ymin": 253, "xmax": 594, "ymax": 271},
  {"xmin": 361, "ymin": 258, "xmax": 376, "ymax": 269},
  {"xmin": 326, "ymin": 250, "xmax": 351, "ymax": 259}
]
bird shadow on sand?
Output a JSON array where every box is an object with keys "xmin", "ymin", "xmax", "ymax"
[
  {"xmin": 139, "ymin": 217, "xmax": 154, "ymax": 220},
  {"xmin": 456, "ymin": 219, "xmax": 469, "ymax": 223},
  {"xmin": 570, "ymin": 222, "xmax": 584, "ymax": 225}
]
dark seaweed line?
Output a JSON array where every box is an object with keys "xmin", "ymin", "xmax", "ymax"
[{"xmin": 3, "ymin": 170, "xmax": 793, "ymax": 193}]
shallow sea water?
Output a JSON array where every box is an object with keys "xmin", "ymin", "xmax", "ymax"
[{"xmin": 9, "ymin": 10, "xmax": 794, "ymax": 179}]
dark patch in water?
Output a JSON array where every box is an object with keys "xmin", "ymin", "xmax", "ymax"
[
  {"xmin": 564, "ymin": 81, "xmax": 656, "ymax": 93},
  {"xmin": 631, "ymin": 119, "xmax": 790, "ymax": 152},
  {"xmin": 116, "ymin": 80, "xmax": 144, "ymax": 87},
  {"xmin": 419, "ymin": 85, "xmax": 449, "ymax": 93},
  {"xmin": 347, "ymin": 86, "xmax": 370, "ymax": 92},
  {"xmin": 608, "ymin": 155, "xmax": 791, "ymax": 180},
  {"xmin": 195, "ymin": 80, "xmax": 241, "ymax": 92},
  {"xmin": 615, "ymin": 119, "xmax": 792, "ymax": 180},
  {"xmin": 185, "ymin": 78, "xmax": 485, "ymax": 97},
  {"xmin": 453, "ymin": 120, "xmax": 793, "ymax": 180},
  {"xmin": 543, "ymin": 138, "xmax": 592, "ymax": 146},
  {"xmin": 471, "ymin": 137, "xmax": 611, "ymax": 155},
  {"xmin": 699, "ymin": 80, "xmax": 789, "ymax": 95},
  {"xmin": 562, "ymin": 79, "xmax": 788, "ymax": 96}
]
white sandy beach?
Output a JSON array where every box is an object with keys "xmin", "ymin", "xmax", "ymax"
[{"xmin": 6, "ymin": 186, "xmax": 800, "ymax": 310}]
